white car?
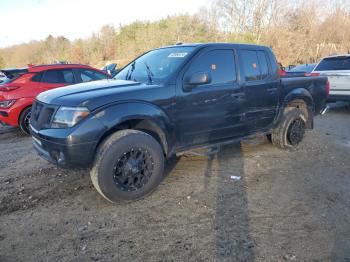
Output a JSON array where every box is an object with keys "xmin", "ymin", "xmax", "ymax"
[{"xmin": 312, "ymin": 54, "xmax": 350, "ymax": 101}]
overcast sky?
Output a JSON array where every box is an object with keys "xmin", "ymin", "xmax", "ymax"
[{"xmin": 0, "ymin": 0, "xmax": 212, "ymax": 48}]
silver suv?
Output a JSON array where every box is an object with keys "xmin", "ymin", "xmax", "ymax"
[{"xmin": 313, "ymin": 54, "xmax": 350, "ymax": 101}]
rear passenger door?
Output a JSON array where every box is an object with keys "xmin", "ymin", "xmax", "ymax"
[
  {"xmin": 239, "ymin": 49, "xmax": 279, "ymax": 131},
  {"xmin": 39, "ymin": 69, "xmax": 76, "ymax": 91}
]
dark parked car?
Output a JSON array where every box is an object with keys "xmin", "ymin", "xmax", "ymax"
[
  {"xmin": 102, "ymin": 63, "xmax": 119, "ymax": 77},
  {"xmin": 30, "ymin": 43, "xmax": 329, "ymax": 202},
  {"xmin": 285, "ymin": 63, "xmax": 317, "ymax": 77}
]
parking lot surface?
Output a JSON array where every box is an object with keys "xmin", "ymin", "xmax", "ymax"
[{"xmin": 0, "ymin": 104, "xmax": 349, "ymax": 261}]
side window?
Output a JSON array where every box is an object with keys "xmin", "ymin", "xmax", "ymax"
[
  {"xmin": 31, "ymin": 72, "xmax": 43, "ymax": 82},
  {"xmin": 242, "ymin": 50, "xmax": 260, "ymax": 81},
  {"xmin": 315, "ymin": 57, "xmax": 350, "ymax": 71},
  {"xmin": 257, "ymin": 51, "xmax": 270, "ymax": 79},
  {"xmin": 42, "ymin": 69, "xmax": 75, "ymax": 84},
  {"xmin": 62, "ymin": 70, "xmax": 75, "ymax": 83},
  {"xmin": 79, "ymin": 69, "xmax": 107, "ymax": 82},
  {"xmin": 185, "ymin": 49, "xmax": 236, "ymax": 85}
]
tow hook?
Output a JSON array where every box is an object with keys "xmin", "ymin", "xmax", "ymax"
[{"xmin": 321, "ymin": 105, "xmax": 329, "ymax": 115}]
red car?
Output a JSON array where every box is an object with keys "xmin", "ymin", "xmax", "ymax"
[{"xmin": 0, "ymin": 64, "xmax": 110, "ymax": 134}]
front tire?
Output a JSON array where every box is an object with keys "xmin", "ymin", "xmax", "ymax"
[
  {"xmin": 271, "ymin": 108, "xmax": 306, "ymax": 149},
  {"xmin": 90, "ymin": 129, "xmax": 164, "ymax": 202},
  {"xmin": 19, "ymin": 107, "xmax": 32, "ymax": 135}
]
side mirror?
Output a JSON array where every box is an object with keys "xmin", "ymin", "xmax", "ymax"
[{"xmin": 185, "ymin": 72, "xmax": 211, "ymax": 90}]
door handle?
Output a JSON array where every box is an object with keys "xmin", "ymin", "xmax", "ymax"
[
  {"xmin": 231, "ymin": 93, "xmax": 245, "ymax": 100},
  {"xmin": 267, "ymin": 87, "xmax": 278, "ymax": 94}
]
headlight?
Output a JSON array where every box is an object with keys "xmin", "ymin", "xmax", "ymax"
[
  {"xmin": 51, "ymin": 106, "xmax": 90, "ymax": 128},
  {"xmin": 0, "ymin": 99, "xmax": 16, "ymax": 108}
]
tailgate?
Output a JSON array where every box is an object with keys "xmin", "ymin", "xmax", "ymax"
[{"xmin": 322, "ymin": 71, "xmax": 350, "ymax": 95}]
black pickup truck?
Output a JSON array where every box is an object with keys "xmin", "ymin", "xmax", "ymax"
[{"xmin": 30, "ymin": 43, "xmax": 329, "ymax": 202}]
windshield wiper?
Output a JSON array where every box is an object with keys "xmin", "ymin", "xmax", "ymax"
[
  {"xmin": 143, "ymin": 62, "xmax": 154, "ymax": 84},
  {"xmin": 125, "ymin": 61, "xmax": 136, "ymax": 81}
]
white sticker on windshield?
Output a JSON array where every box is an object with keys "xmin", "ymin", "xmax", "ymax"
[{"xmin": 168, "ymin": 52, "xmax": 188, "ymax": 58}]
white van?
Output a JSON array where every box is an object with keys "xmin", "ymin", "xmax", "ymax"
[{"xmin": 313, "ymin": 54, "xmax": 350, "ymax": 101}]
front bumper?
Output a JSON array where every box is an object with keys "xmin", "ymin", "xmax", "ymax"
[
  {"xmin": 30, "ymin": 115, "xmax": 106, "ymax": 168},
  {"xmin": 0, "ymin": 108, "xmax": 19, "ymax": 127},
  {"xmin": 31, "ymin": 134, "xmax": 97, "ymax": 168}
]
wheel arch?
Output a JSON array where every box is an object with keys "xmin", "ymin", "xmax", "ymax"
[
  {"xmin": 276, "ymin": 88, "xmax": 315, "ymax": 129},
  {"xmin": 93, "ymin": 102, "xmax": 173, "ymax": 157},
  {"xmin": 18, "ymin": 104, "xmax": 32, "ymax": 125}
]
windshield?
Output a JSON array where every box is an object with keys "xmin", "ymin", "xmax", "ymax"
[
  {"xmin": 315, "ymin": 56, "xmax": 350, "ymax": 71},
  {"xmin": 115, "ymin": 46, "xmax": 196, "ymax": 83},
  {"xmin": 289, "ymin": 64, "xmax": 316, "ymax": 73}
]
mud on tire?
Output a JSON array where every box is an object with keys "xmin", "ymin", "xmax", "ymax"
[
  {"xmin": 90, "ymin": 129, "xmax": 164, "ymax": 203},
  {"xmin": 270, "ymin": 108, "xmax": 307, "ymax": 149}
]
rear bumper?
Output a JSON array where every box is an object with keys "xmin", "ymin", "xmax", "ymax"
[{"xmin": 327, "ymin": 94, "xmax": 350, "ymax": 102}]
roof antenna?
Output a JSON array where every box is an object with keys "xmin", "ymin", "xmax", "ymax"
[{"xmin": 176, "ymin": 35, "xmax": 182, "ymax": 45}]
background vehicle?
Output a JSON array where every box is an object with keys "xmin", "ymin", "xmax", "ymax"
[
  {"xmin": 312, "ymin": 54, "xmax": 350, "ymax": 101},
  {"xmin": 0, "ymin": 72, "xmax": 5, "ymax": 83},
  {"xmin": 102, "ymin": 63, "xmax": 119, "ymax": 77},
  {"xmin": 0, "ymin": 64, "xmax": 110, "ymax": 134},
  {"xmin": 30, "ymin": 43, "xmax": 329, "ymax": 202},
  {"xmin": 286, "ymin": 63, "xmax": 317, "ymax": 77}
]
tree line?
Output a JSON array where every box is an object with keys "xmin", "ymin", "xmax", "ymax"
[{"xmin": 0, "ymin": 0, "xmax": 349, "ymax": 69}]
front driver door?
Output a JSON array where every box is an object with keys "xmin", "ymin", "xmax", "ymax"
[{"xmin": 175, "ymin": 48, "xmax": 246, "ymax": 148}]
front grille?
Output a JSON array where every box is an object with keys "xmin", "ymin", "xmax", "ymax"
[{"xmin": 30, "ymin": 101, "xmax": 58, "ymax": 130}]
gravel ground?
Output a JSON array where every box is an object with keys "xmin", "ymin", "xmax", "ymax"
[{"xmin": 0, "ymin": 103, "xmax": 349, "ymax": 262}]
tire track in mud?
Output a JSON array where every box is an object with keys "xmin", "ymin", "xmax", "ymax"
[{"xmin": 0, "ymin": 166, "xmax": 90, "ymax": 215}]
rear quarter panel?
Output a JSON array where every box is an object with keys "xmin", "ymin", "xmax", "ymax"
[{"xmin": 281, "ymin": 76, "xmax": 328, "ymax": 114}]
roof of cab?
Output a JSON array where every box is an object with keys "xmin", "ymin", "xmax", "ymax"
[
  {"xmin": 159, "ymin": 42, "xmax": 270, "ymax": 50},
  {"xmin": 321, "ymin": 54, "xmax": 350, "ymax": 59}
]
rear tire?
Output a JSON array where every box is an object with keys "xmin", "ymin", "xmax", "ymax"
[
  {"xmin": 271, "ymin": 108, "xmax": 306, "ymax": 149},
  {"xmin": 19, "ymin": 107, "xmax": 32, "ymax": 135},
  {"xmin": 90, "ymin": 129, "xmax": 164, "ymax": 203}
]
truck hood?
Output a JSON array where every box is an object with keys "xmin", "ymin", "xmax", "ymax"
[{"xmin": 37, "ymin": 79, "xmax": 159, "ymax": 110}]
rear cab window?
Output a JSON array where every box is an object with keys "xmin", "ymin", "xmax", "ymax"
[
  {"xmin": 185, "ymin": 49, "xmax": 237, "ymax": 85},
  {"xmin": 315, "ymin": 56, "xmax": 350, "ymax": 71},
  {"xmin": 241, "ymin": 50, "xmax": 270, "ymax": 81}
]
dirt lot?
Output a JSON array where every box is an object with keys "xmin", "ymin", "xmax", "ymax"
[{"xmin": 0, "ymin": 103, "xmax": 349, "ymax": 262}]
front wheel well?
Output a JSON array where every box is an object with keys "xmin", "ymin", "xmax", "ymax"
[
  {"xmin": 18, "ymin": 105, "xmax": 32, "ymax": 125},
  {"xmin": 96, "ymin": 119, "xmax": 169, "ymax": 157}
]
